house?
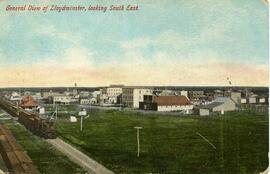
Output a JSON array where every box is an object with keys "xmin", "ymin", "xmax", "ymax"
[
  {"xmin": 230, "ymin": 92, "xmax": 241, "ymax": 105},
  {"xmin": 80, "ymin": 97, "xmax": 98, "ymax": 105},
  {"xmin": 108, "ymin": 96, "xmax": 118, "ymax": 104},
  {"xmin": 42, "ymin": 90, "xmax": 61, "ymax": 99},
  {"xmin": 198, "ymin": 97, "xmax": 236, "ymax": 116},
  {"xmin": 20, "ymin": 95, "xmax": 39, "ymax": 111},
  {"xmin": 248, "ymin": 96, "xmax": 257, "ymax": 104},
  {"xmin": 122, "ymin": 87, "xmax": 153, "ymax": 108},
  {"xmin": 90, "ymin": 97, "xmax": 98, "ymax": 104},
  {"xmin": 99, "ymin": 85, "xmax": 123, "ymax": 105},
  {"xmin": 258, "ymin": 97, "xmax": 266, "ymax": 104},
  {"xmin": 106, "ymin": 85, "xmax": 123, "ymax": 97},
  {"xmin": 32, "ymin": 92, "xmax": 43, "ymax": 101},
  {"xmin": 99, "ymin": 93, "xmax": 109, "ymax": 106},
  {"xmin": 156, "ymin": 90, "xmax": 175, "ymax": 96},
  {"xmin": 180, "ymin": 90, "xmax": 188, "ymax": 98},
  {"xmin": 241, "ymin": 98, "xmax": 247, "ymax": 104},
  {"xmin": 188, "ymin": 91, "xmax": 205, "ymax": 99},
  {"xmin": 199, "ymin": 109, "xmax": 210, "ymax": 116},
  {"xmin": 89, "ymin": 90, "xmax": 101, "ymax": 104},
  {"xmin": 10, "ymin": 92, "xmax": 22, "ymax": 104},
  {"xmin": 139, "ymin": 95, "xmax": 193, "ymax": 113},
  {"xmin": 80, "ymin": 98, "xmax": 91, "ymax": 105},
  {"xmin": 79, "ymin": 91, "xmax": 91, "ymax": 98},
  {"xmin": 53, "ymin": 94, "xmax": 78, "ymax": 105}
]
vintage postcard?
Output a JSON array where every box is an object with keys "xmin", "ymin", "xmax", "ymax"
[{"xmin": 0, "ymin": 0, "xmax": 268, "ymax": 174}]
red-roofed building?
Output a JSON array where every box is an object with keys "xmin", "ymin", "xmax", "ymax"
[
  {"xmin": 139, "ymin": 95, "xmax": 193, "ymax": 113},
  {"xmin": 20, "ymin": 96, "xmax": 38, "ymax": 110}
]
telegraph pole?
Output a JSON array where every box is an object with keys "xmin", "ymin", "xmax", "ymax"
[
  {"xmin": 80, "ymin": 115, "xmax": 83, "ymax": 131},
  {"xmin": 119, "ymin": 95, "xmax": 122, "ymax": 111},
  {"xmin": 134, "ymin": 127, "xmax": 142, "ymax": 157},
  {"xmin": 55, "ymin": 105, "xmax": 58, "ymax": 120},
  {"xmin": 79, "ymin": 109, "xmax": 86, "ymax": 131}
]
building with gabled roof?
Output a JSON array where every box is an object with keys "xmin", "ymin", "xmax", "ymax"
[
  {"xmin": 198, "ymin": 97, "xmax": 236, "ymax": 116},
  {"xmin": 139, "ymin": 95, "xmax": 193, "ymax": 113},
  {"xmin": 20, "ymin": 95, "xmax": 38, "ymax": 110}
]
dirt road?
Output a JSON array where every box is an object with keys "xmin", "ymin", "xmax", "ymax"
[{"xmin": 47, "ymin": 138, "xmax": 114, "ymax": 174}]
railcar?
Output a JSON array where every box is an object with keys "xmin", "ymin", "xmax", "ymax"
[{"xmin": 0, "ymin": 98, "xmax": 56, "ymax": 139}]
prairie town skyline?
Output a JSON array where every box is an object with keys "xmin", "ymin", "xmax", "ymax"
[
  {"xmin": 0, "ymin": 0, "xmax": 268, "ymax": 87},
  {"xmin": 0, "ymin": 1, "xmax": 269, "ymax": 172}
]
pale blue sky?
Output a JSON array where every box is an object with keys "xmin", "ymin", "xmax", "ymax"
[
  {"xmin": 0, "ymin": 0, "xmax": 268, "ymax": 87},
  {"xmin": 0, "ymin": 0, "xmax": 268, "ymax": 64}
]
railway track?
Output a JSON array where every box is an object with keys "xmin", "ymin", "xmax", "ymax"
[{"xmin": 0, "ymin": 125, "xmax": 40, "ymax": 174}]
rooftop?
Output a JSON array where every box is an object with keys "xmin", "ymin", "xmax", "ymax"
[
  {"xmin": 153, "ymin": 96, "xmax": 191, "ymax": 106},
  {"xmin": 20, "ymin": 96, "xmax": 38, "ymax": 108}
]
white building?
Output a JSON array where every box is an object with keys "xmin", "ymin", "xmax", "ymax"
[
  {"xmin": 248, "ymin": 97, "xmax": 257, "ymax": 104},
  {"xmin": 199, "ymin": 109, "xmax": 210, "ymax": 116},
  {"xmin": 154, "ymin": 95, "xmax": 193, "ymax": 112},
  {"xmin": 99, "ymin": 86, "xmax": 123, "ymax": 105},
  {"xmin": 180, "ymin": 90, "xmax": 188, "ymax": 98},
  {"xmin": 199, "ymin": 97, "xmax": 236, "ymax": 116},
  {"xmin": 106, "ymin": 87, "xmax": 123, "ymax": 97},
  {"xmin": 108, "ymin": 96, "xmax": 118, "ymax": 104},
  {"xmin": 32, "ymin": 92, "xmax": 43, "ymax": 101},
  {"xmin": 122, "ymin": 88, "xmax": 153, "ymax": 108},
  {"xmin": 10, "ymin": 92, "xmax": 22, "ymax": 102},
  {"xmin": 80, "ymin": 97, "xmax": 98, "ymax": 105},
  {"xmin": 53, "ymin": 94, "xmax": 78, "ymax": 105},
  {"xmin": 99, "ymin": 93, "xmax": 109, "ymax": 105},
  {"xmin": 241, "ymin": 98, "xmax": 247, "ymax": 104},
  {"xmin": 259, "ymin": 98, "xmax": 266, "ymax": 103},
  {"xmin": 79, "ymin": 91, "xmax": 91, "ymax": 98},
  {"xmin": 80, "ymin": 98, "xmax": 91, "ymax": 105},
  {"xmin": 92, "ymin": 90, "xmax": 101, "ymax": 98},
  {"xmin": 230, "ymin": 92, "xmax": 241, "ymax": 105},
  {"xmin": 90, "ymin": 97, "xmax": 98, "ymax": 104}
]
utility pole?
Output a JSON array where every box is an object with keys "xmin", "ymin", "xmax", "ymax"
[
  {"xmin": 79, "ymin": 109, "xmax": 86, "ymax": 131},
  {"xmin": 80, "ymin": 115, "xmax": 83, "ymax": 131},
  {"xmin": 119, "ymin": 95, "xmax": 122, "ymax": 111},
  {"xmin": 55, "ymin": 105, "xmax": 58, "ymax": 120},
  {"xmin": 134, "ymin": 127, "xmax": 142, "ymax": 157}
]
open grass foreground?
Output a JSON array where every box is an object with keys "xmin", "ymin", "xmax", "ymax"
[
  {"xmin": 6, "ymin": 123, "xmax": 85, "ymax": 174},
  {"xmin": 56, "ymin": 109, "xmax": 268, "ymax": 174}
]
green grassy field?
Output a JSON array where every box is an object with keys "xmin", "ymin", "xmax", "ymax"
[
  {"xmin": 56, "ymin": 109, "xmax": 268, "ymax": 174},
  {"xmin": 5, "ymin": 123, "xmax": 85, "ymax": 174}
]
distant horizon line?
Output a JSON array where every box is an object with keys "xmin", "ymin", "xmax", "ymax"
[{"xmin": 0, "ymin": 85, "xmax": 268, "ymax": 89}]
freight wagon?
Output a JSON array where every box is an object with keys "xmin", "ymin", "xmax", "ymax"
[{"xmin": 0, "ymin": 98, "xmax": 56, "ymax": 139}]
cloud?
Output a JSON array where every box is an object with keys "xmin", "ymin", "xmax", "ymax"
[
  {"xmin": 118, "ymin": 31, "xmax": 222, "ymax": 65},
  {"xmin": 0, "ymin": 15, "xmax": 10, "ymax": 36},
  {"xmin": 63, "ymin": 47, "xmax": 94, "ymax": 68},
  {"xmin": 0, "ymin": 21, "xmax": 267, "ymax": 87},
  {"xmin": 0, "ymin": 49, "xmax": 8, "ymax": 65},
  {"xmin": 32, "ymin": 24, "xmax": 83, "ymax": 45},
  {"xmin": 121, "ymin": 38, "xmax": 151, "ymax": 50},
  {"xmin": 0, "ymin": 59, "xmax": 267, "ymax": 87},
  {"xmin": 0, "ymin": 0, "xmax": 267, "ymax": 87}
]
